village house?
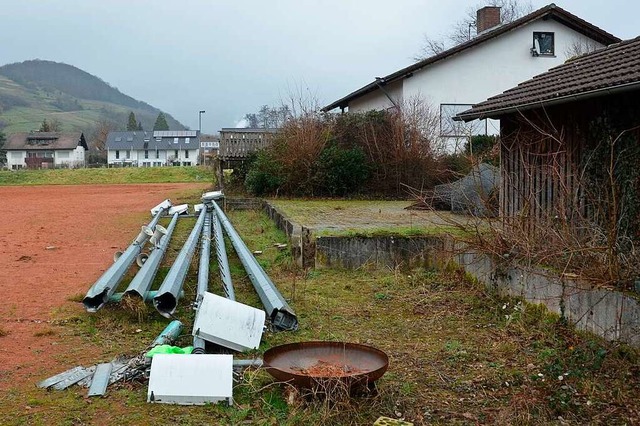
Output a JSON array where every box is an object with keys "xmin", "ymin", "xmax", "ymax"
[
  {"xmin": 322, "ymin": 4, "xmax": 619, "ymax": 145},
  {"xmin": 106, "ymin": 130, "xmax": 200, "ymax": 167},
  {"xmin": 199, "ymin": 134, "xmax": 220, "ymax": 166},
  {"xmin": 455, "ymin": 36, "xmax": 640, "ymax": 221},
  {"xmin": 5, "ymin": 132, "xmax": 88, "ymax": 169}
]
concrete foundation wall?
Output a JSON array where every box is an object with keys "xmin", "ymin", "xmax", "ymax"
[
  {"xmin": 457, "ymin": 249, "xmax": 640, "ymax": 346},
  {"xmin": 261, "ymin": 200, "xmax": 640, "ymax": 347},
  {"xmin": 315, "ymin": 235, "xmax": 446, "ymax": 270}
]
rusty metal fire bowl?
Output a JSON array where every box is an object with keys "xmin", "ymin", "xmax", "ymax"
[{"xmin": 263, "ymin": 341, "xmax": 389, "ymax": 389}]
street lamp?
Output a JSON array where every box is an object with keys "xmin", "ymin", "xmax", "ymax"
[{"xmin": 198, "ymin": 110, "xmax": 206, "ymax": 133}]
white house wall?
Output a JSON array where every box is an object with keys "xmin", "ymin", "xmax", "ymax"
[
  {"xmin": 402, "ymin": 19, "xmax": 605, "ymax": 134},
  {"xmin": 7, "ymin": 151, "xmax": 26, "ymax": 169},
  {"xmin": 346, "ymin": 19, "xmax": 605, "ymax": 136},
  {"xmin": 107, "ymin": 149, "xmax": 199, "ymax": 167},
  {"xmin": 54, "ymin": 147, "xmax": 85, "ymax": 168},
  {"xmin": 349, "ymin": 80, "xmax": 403, "ymax": 112}
]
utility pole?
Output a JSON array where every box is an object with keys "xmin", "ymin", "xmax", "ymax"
[{"xmin": 198, "ymin": 110, "xmax": 206, "ymax": 133}]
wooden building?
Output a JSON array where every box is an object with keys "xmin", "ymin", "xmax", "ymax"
[
  {"xmin": 216, "ymin": 128, "xmax": 278, "ymax": 188},
  {"xmin": 456, "ymin": 37, "xmax": 640, "ymax": 225}
]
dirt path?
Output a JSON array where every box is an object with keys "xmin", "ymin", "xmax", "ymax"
[{"xmin": 0, "ymin": 183, "xmax": 207, "ymax": 390}]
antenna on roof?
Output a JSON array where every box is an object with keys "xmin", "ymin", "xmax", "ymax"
[{"xmin": 531, "ymin": 39, "xmax": 541, "ymax": 57}]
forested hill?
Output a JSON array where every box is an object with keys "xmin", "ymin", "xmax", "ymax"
[
  {"xmin": 0, "ymin": 59, "xmax": 184, "ymax": 134},
  {"xmin": 0, "ymin": 60, "xmax": 154, "ymax": 112}
]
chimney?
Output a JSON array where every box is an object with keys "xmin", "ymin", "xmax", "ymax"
[{"xmin": 476, "ymin": 6, "xmax": 502, "ymax": 34}]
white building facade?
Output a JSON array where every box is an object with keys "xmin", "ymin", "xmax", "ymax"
[
  {"xmin": 323, "ymin": 4, "xmax": 619, "ymax": 143},
  {"xmin": 106, "ymin": 130, "xmax": 200, "ymax": 167},
  {"xmin": 5, "ymin": 132, "xmax": 87, "ymax": 169}
]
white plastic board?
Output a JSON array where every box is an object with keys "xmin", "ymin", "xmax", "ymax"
[
  {"xmin": 147, "ymin": 354, "xmax": 233, "ymax": 405},
  {"xmin": 193, "ymin": 292, "xmax": 265, "ymax": 352}
]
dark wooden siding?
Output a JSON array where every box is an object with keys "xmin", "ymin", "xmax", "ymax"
[{"xmin": 499, "ymin": 91, "xmax": 640, "ymax": 223}]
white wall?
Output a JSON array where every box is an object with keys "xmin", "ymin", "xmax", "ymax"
[
  {"xmin": 403, "ymin": 19, "xmax": 605, "ymax": 134},
  {"xmin": 53, "ymin": 147, "xmax": 85, "ymax": 168},
  {"xmin": 347, "ymin": 18, "xmax": 605, "ymax": 137},
  {"xmin": 107, "ymin": 148, "xmax": 199, "ymax": 167},
  {"xmin": 349, "ymin": 80, "xmax": 403, "ymax": 112},
  {"xmin": 7, "ymin": 151, "xmax": 26, "ymax": 169}
]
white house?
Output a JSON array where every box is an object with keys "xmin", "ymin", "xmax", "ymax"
[
  {"xmin": 5, "ymin": 132, "xmax": 88, "ymax": 169},
  {"xmin": 322, "ymin": 4, "xmax": 619, "ymax": 142},
  {"xmin": 106, "ymin": 130, "xmax": 200, "ymax": 167},
  {"xmin": 199, "ymin": 134, "xmax": 220, "ymax": 166}
]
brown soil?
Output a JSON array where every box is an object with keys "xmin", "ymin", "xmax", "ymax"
[
  {"xmin": 0, "ymin": 183, "xmax": 208, "ymax": 391},
  {"xmin": 300, "ymin": 361, "xmax": 362, "ymax": 378}
]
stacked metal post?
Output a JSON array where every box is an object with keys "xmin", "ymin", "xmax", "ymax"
[
  {"xmin": 82, "ymin": 208, "xmax": 166, "ymax": 312},
  {"xmin": 193, "ymin": 208, "xmax": 212, "ymax": 354},
  {"xmin": 153, "ymin": 208, "xmax": 207, "ymax": 318},
  {"xmin": 124, "ymin": 213, "xmax": 179, "ymax": 300},
  {"xmin": 212, "ymin": 208, "xmax": 236, "ymax": 301},
  {"xmin": 211, "ymin": 201, "xmax": 298, "ymax": 331}
]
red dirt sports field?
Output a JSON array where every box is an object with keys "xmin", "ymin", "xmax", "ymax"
[{"xmin": 0, "ymin": 183, "xmax": 207, "ymax": 391}]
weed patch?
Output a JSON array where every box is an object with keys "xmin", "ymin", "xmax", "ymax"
[{"xmin": 1, "ymin": 209, "xmax": 638, "ymax": 425}]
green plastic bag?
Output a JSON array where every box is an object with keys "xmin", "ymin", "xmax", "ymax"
[{"xmin": 145, "ymin": 345, "xmax": 194, "ymax": 358}]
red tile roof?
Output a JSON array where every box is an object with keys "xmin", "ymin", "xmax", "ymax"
[{"xmin": 456, "ymin": 36, "xmax": 640, "ymax": 121}]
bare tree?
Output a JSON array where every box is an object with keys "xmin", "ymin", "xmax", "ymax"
[
  {"xmin": 413, "ymin": 0, "xmax": 533, "ymax": 61},
  {"xmin": 90, "ymin": 119, "xmax": 118, "ymax": 152},
  {"xmin": 413, "ymin": 36, "xmax": 447, "ymax": 59},
  {"xmin": 565, "ymin": 38, "xmax": 602, "ymax": 59}
]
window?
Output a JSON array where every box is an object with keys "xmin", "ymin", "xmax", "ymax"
[
  {"xmin": 126, "ymin": 150, "xmax": 130, "ymax": 159},
  {"xmin": 533, "ymin": 32, "xmax": 554, "ymax": 56},
  {"xmin": 174, "ymin": 149, "xmax": 179, "ymax": 158},
  {"xmin": 144, "ymin": 150, "xmax": 149, "ymax": 159},
  {"xmin": 185, "ymin": 137, "xmax": 190, "ymax": 144},
  {"xmin": 156, "ymin": 149, "xmax": 160, "ymax": 159},
  {"xmin": 174, "ymin": 137, "xmax": 179, "ymax": 144},
  {"xmin": 115, "ymin": 150, "xmax": 120, "ymax": 159},
  {"xmin": 58, "ymin": 151, "xmax": 69, "ymax": 159},
  {"xmin": 440, "ymin": 104, "xmax": 487, "ymax": 137},
  {"xmin": 185, "ymin": 150, "xmax": 189, "ymax": 159}
]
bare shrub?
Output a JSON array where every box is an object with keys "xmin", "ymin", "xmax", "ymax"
[
  {"xmin": 421, "ymin": 107, "xmax": 640, "ymax": 289},
  {"xmin": 246, "ymin": 97, "xmax": 447, "ymax": 197}
]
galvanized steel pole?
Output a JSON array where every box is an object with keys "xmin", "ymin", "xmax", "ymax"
[
  {"xmin": 212, "ymin": 209, "xmax": 236, "ymax": 301},
  {"xmin": 151, "ymin": 320, "xmax": 184, "ymax": 347},
  {"xmin": 124, "ymin": 213, "xmax": 179, "ymax": 300},
  {"xmin": 212, "ymin": 201, "xmax": 298, "ymax": 331},
  {"xmin": 83, "ymin": 208, "xmax": 165, "ymax": 312},
  {"xmin": 153, "ymin": 208, "xmax": 207, "ymax": 318},
  {"xmin": 193, "ymin": 209, "xmax": 212, "ymax": 354}
]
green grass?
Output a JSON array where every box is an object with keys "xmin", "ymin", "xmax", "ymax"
[
  {"xmin": 1, "ymin": 208, "xmax": 638, "ymax": 425},
  {"xmin": 0, "ymin": 166, "xmax": 213, "ymax": 186}
]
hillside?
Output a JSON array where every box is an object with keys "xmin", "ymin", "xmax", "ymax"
[{"xmin": 0, "ymin": 59, "xmax": 185, "ymax": 136}]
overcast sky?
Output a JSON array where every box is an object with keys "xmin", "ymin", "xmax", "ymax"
[{"xmin": 0, "ymin": 1, "xmax": 636, "ymax": 132}]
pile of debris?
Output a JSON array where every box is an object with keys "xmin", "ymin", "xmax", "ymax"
[{"xmin": 40, "ymin": 191, "xmax": 296, "ymax": 405}]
